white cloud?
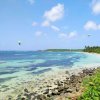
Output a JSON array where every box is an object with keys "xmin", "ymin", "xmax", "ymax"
[
  {"xmin": 92, "ymin": 0, "xmax": 100, "ymax": 15},
  {"xmin": 44, "ymin": 3, "xmax": 64, "ymax": 22},
  {"xmin": 41, "ymin": 3, "xmax": 64, "ymax": 32},
  {"xmin": 84, "ymin": 21, "xmax": 100, "ymax": 30},
  {"xmin": 32, "ymin": 22, "xmax": 38, "ymax": 26},
  {"xmin": 98, "ymin": 25, "xmax": 100, "ymax": 29},
  {"xmin": 59, "ymin": 33, "xmax": 67, "ymax": 39},
  {"xmin": 28, "ymin": 0, "xmax": 34, "ymax": 5},
  {"xmin": 51, "ymin": 25, "xmax": 60, "ymax": 31},
  {"xmin": 42, "ymin": 20, "xmax": 50, "ymax": 27},
  {"xmin": 59, "ymin": 31, "xmax": 77, "ymax": 39},
  {"xmin": 68, "ymin": 31, "xmax": 77, "ymax": 38},
  {"xmin": 35, "ymin": 31, "xmax": 43, "ymax": 36}
]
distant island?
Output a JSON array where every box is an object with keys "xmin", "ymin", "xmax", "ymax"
[
  {"xmin": 45, "ymin": 49, "xmax": 83, "ymax": 52},
  {"xmin": 45, "ymin": 46, "xmax": 100, "ymax": 54}
]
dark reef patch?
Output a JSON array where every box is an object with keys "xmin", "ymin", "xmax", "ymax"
[
  {"xmin": 0, "ymin": 77, "xmax": 16, "ymax": 83},
  {"xmin": 0, "ymin": 70, "xmax": 17, "ymax": 75},
  {"xmin": 32, "ymin": 68, "xmax": 51, "ymax": 74}
]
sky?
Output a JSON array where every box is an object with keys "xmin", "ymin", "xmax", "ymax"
[{"xmin": 0, "ymin": 0, "xmax": 100, "ymax": 50}]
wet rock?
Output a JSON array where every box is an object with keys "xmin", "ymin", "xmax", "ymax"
[
  {"xmin": 21, "ymin": 96, "xmax": 26, "ymax": 100},
  {"xmin": 66, "ymin": 88, "xmax": 73, "ymax": 93},
  {"xmin": 47, "ymin": 85, "xmax": 52, "ymax": 87},
  {"xmin": 8, "ymin": 97, "xmax": 12, "ymax": 100},
  {"xmin": 76, "ymin": 86, "xmax": 80, "ymax": 92},
  {"xmin": 64, "ymin": 84, "xmax": 69, "ymax": 89},
  {"xmin": 82, "ymin": 69, "xmax": 94, "ymax": 76},
  {"xmin": 66, "ymin": 77, "xmax": 70, "ymax": 80},
  {"xmin": 57, "ymin": 81, "xmax": 63, "ymax": 86},
  {"xmin": 24, "ymin": 88, "xmax": 29, "ymax": 93},
  {"xmin": 24, "ymin": 92, "xmax": 33, "ymax": 100},
  {"xmin": 78, "ymin": 73, "xmax": 84, "ymax": 78},
  {"xmin": 43, "ymin": 88, "xmax": 49, "ymax": 94},
  {"xmin": 30, "ymin": 92, "xmax": 37, "ymax": 96},
  {"xmin": 16, "ymin": 94, "xmax": 22, "ymax": 100},
  {"xmin": 8, "ymin": 95, "xmax": 13, "ymax": 100},
  {"xmin": 36, "ymin": 94, "xmax": 47, "ymax": 100},
  {"xmin": 46, "ymin": 93, "xmax": 50, "ymax": 97},
  {"xmin": 65, "ymin": 71, "xmax": 69, "ymax": 74},
  {"xmin": 57, "ymin": 86, "xmax": 64, "ymax": 92},
  {"xmin": 39, "ymin": 86, "xmax": 42, "ymax": 89},
  {"xmin": 24, "ymin": 92, "xmax": 29, "ymax": 97},
  {"xmin": 69, "ymin": 75, "xmax": 80, "ymax": 86},
  {"xmin": 51, "ymin": 89, "xmax": 60, "ymax": 95},
  {"xmin": 78, "ymin": 78, "xmax": 82, "ymax": 83},
  {"xmin": 69, "ymin": 75, "xmax": 76, "ymax": 83},
  {"xmin": 64, "ymin": 81, "xmax": 69, "ymax": 85},
  {"xmin": 60, "ymin": 81, "xmax": 64, "ymax": 84}
]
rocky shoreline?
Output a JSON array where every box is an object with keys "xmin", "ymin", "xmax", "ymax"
[{"xmin": 9, "ymin": 68, "xmax": 96, "ymax": 100}]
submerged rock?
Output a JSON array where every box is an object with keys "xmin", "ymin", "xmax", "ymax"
[
  {"xmin": 24, "ymin": 88, "xmax": 29, "ymax": 93},
  {"xmin": 21, "ymin": 96, "xmax": 26, "ymax": 100}
]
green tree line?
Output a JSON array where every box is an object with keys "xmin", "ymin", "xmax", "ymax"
[{"xmin": 84, "ymin": 46, "xmax": 100, "ymax": 53}]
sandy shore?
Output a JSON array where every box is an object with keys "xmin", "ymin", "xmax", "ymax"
[{"xmin": 82, "ymin": 51, "xmax": 100, "ymax": 57}]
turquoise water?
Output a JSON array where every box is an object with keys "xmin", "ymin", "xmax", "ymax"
[{"xmin": 0, "ymin": 51, "xmax": 100, "ymax": 95}]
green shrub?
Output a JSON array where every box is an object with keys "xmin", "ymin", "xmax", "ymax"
[{"xmin": 78, "ymin": 68, "xmax": 100, "ymax": 100}]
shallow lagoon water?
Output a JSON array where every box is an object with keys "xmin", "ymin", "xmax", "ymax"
[{"xmin": 0, "ymin": 51, "xmax": 100, "ymax": 97}]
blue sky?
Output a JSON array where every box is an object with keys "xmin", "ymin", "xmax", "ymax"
[{"xmin": 0, "ymin": 0, "xmax": 100, "ymax": 50}]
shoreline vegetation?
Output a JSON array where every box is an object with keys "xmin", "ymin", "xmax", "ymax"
[
  {"xmin": 45, "ymin": 46, "xmax": 100, "ymax": 54},
  {"xmin": 45, "ymin": 49, "xmax": 83, "ymax": 52}
]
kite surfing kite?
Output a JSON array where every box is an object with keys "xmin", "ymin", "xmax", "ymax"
[{"xmin": 18, "ymin": 41, "xmax": 21, "ymax": 46}]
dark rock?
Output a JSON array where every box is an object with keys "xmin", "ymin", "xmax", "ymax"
[
  {"xmin": 78, "ymin": 78, "xmax": 82, "ymax": 83},
  {"xmin": 69, "ymin": 75, "xmax": 76, "ymax": 83},
  {"xmin": 24, "ymin": 93, "xmax": 29, "ymax": 97},
  {"xmin": 47, "ymin": 85, "xmax": 52, "ymax": 87},
  {"xmin": 57, "ymin": 86, "xmax": 64, "ymax": 92},
  {"xmin": 21, "ymin": 97, "xmax": 26, "ymax": 100},
  {"xmin": 43, "ymin": 89, "xmax": 49, "ymax": 94},
  {"xmin": 51, "ymin": 89, "xmax": 60, "ymax": 95},
  {"xmin": 76, "ymin": 86, "xmax": 80, "ymax": 92},
  {"xmin": 64, "ymin": 84, "xmax": 69, "ymax": 89},
  {"xmin": 24, "ymin": 88, "xmax": 29, "ymax": 93},
  {"xmin": 8, "ymin": 95, "xmax": 13, "ymax": 100},
  {"xmin": 36, "ymin": 94, "xmax": 47, "ymax": 100},
  {"xmin": 29, "ymin": 92, "xmax": 37, "ymax": 96},
  {"xmin": 60, "ymin": 81, "xmax": 64, "ymax": 84},
  {"xmin": 8, "ymin": 98, "xmax": 12, "ymax": 100},
  {"xmin": 57, "ymin": 81, "xmax": 63, "ymax": 86},
  {"xmin": 24, "ymin": 92, "xmax": 32, "ymax": 100},
  {"xmin": 66, "ymin": 77, "xmax": 70, "ymax": 80},
  {"xmin": 66, "ymin": 88, "xmax": 73, "ymax": 93},
  {"xmin": 16, "ymin": 94, "xmax": 22, "ymax": 100},
  {"xmin": 64, "ymin": 81, "xmax": 69, "ymax": 85},
  {"xmin": 82, "ymin": 69, "xmax": 94, "ymax": 76},
  {"xmin": 65, "ymin": 71, "xmax": 69, "ymax": 74}
]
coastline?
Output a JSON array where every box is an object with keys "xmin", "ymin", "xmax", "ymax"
[
  {"xmin": 81, "ymin": 51, "xmax": 100, "ymax": 56},
  {"xmin": 0, "ymin": 52, "xmax": 100, "ymax": 99},
  {"xmin": 1, "ymin": 66, "xmax": 98, "ymax": 100}
]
